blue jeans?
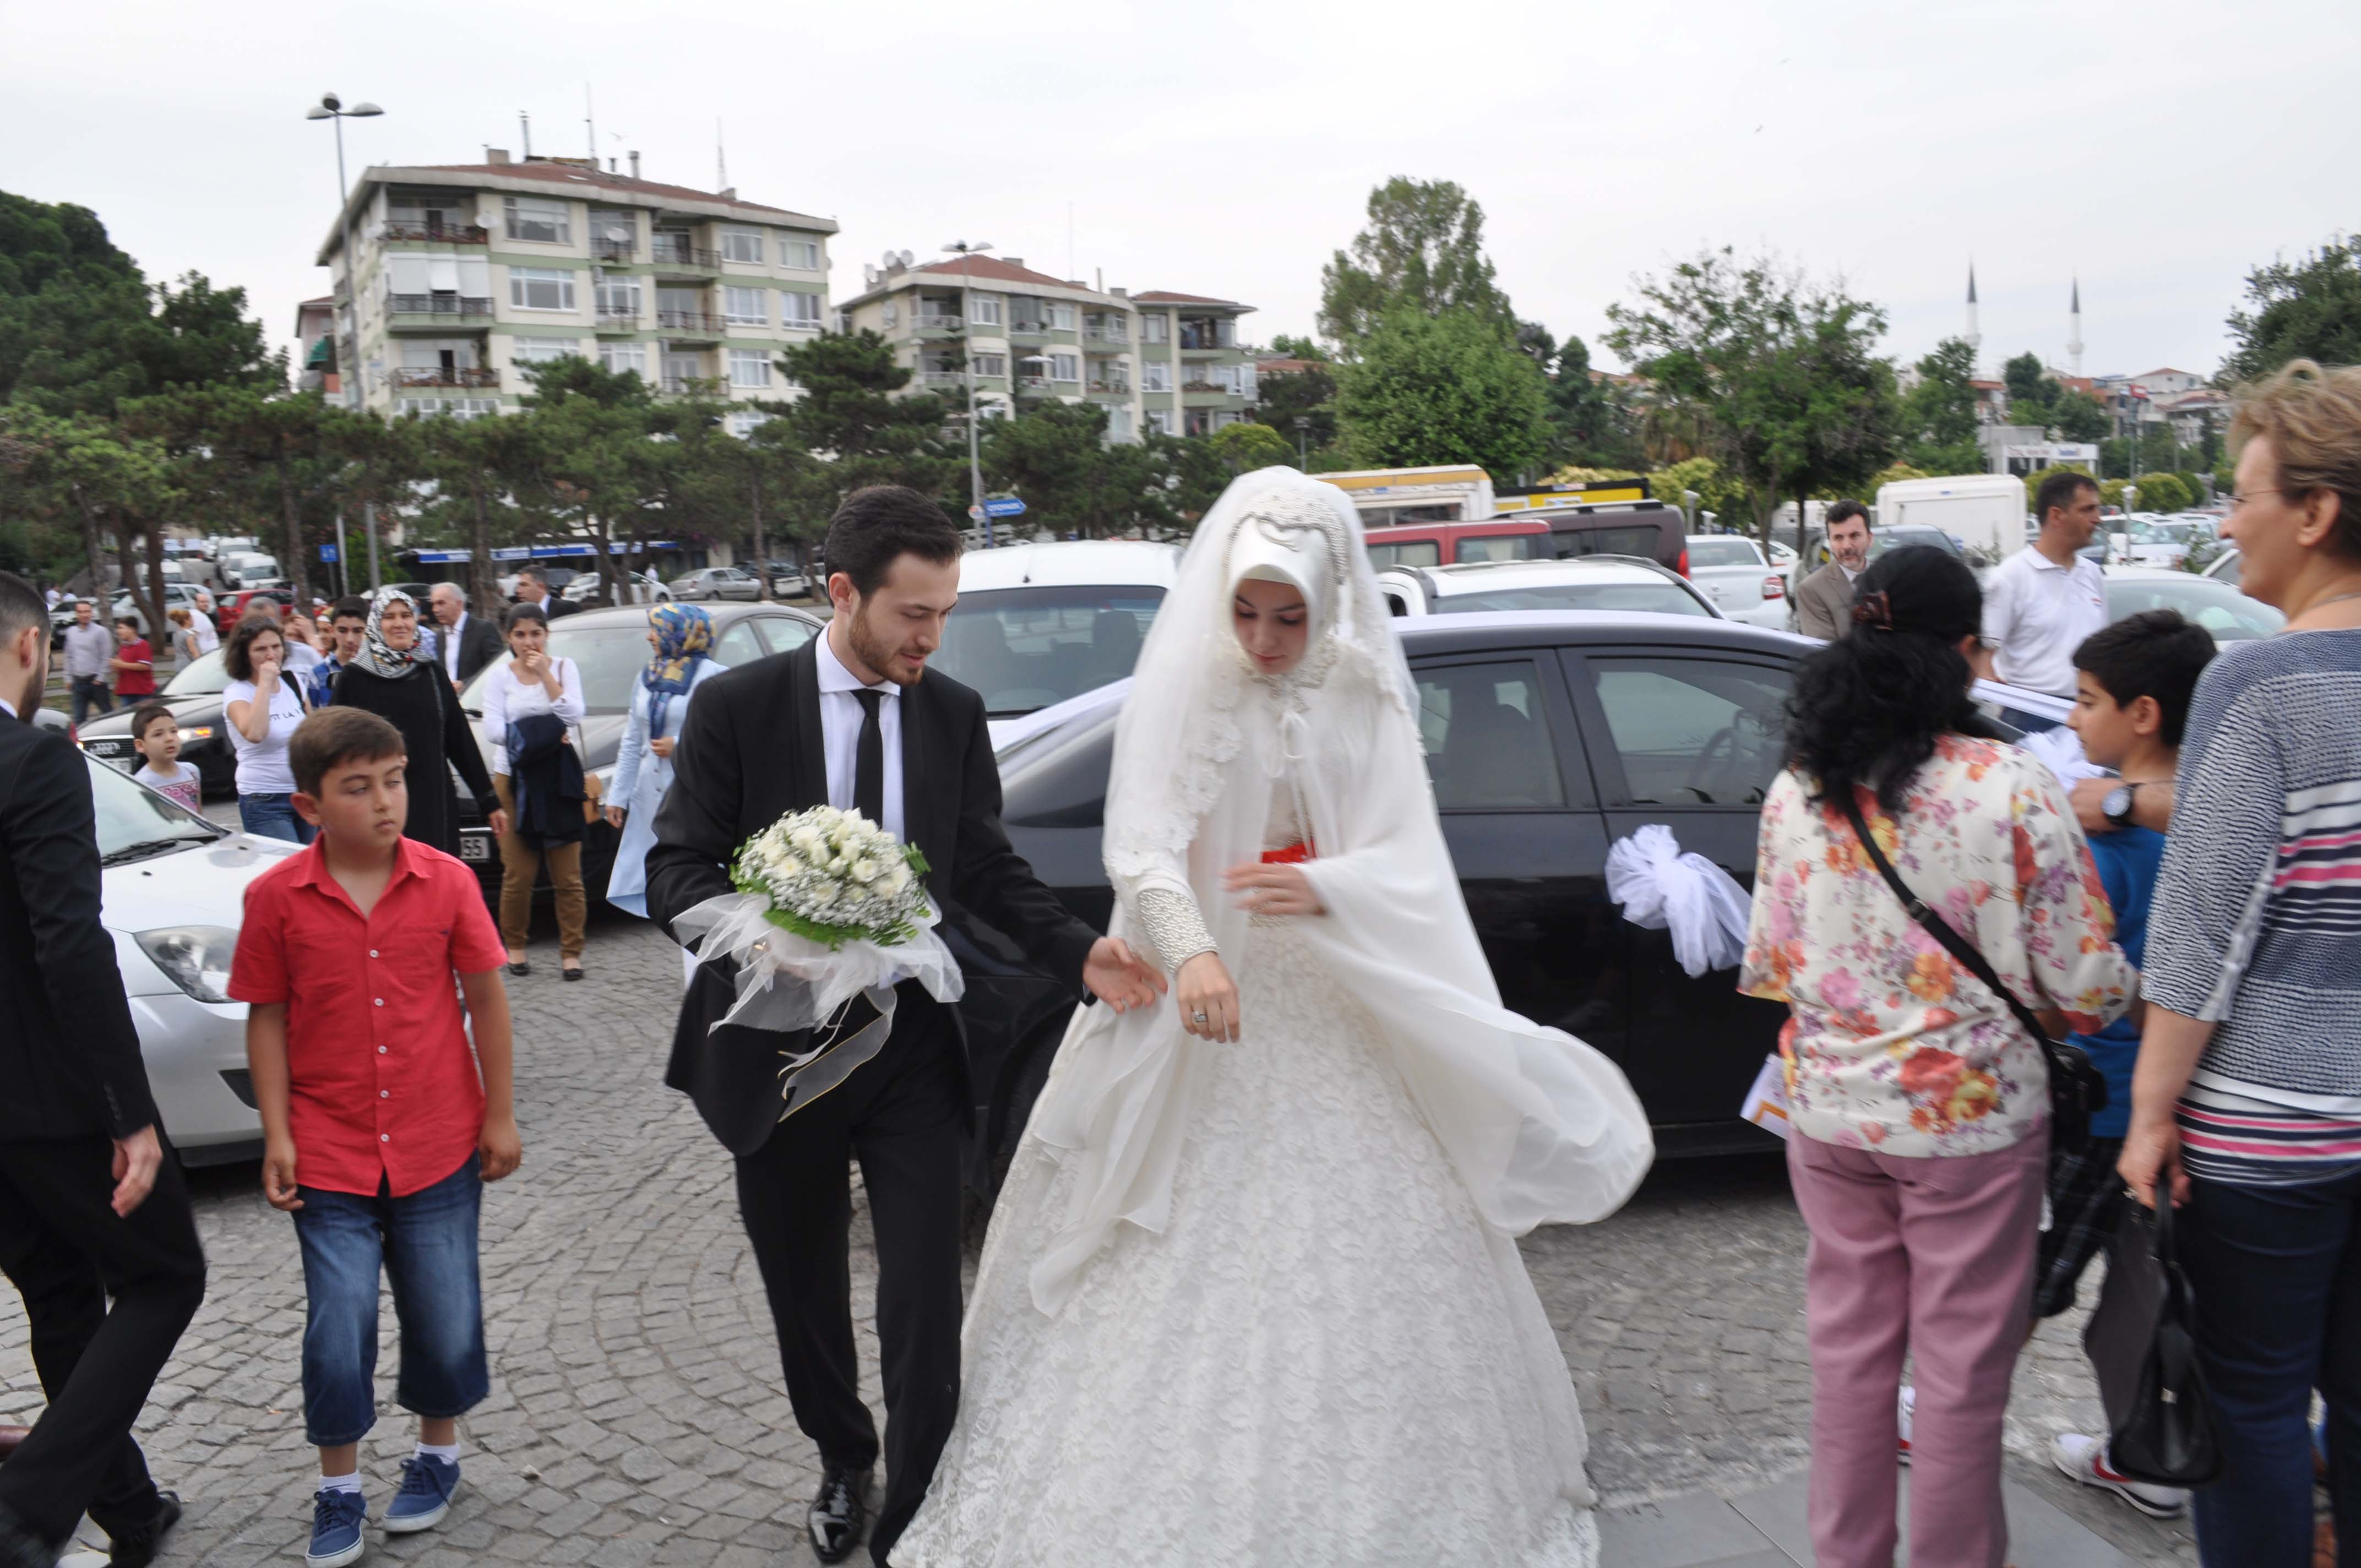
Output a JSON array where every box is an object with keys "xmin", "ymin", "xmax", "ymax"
[
  {"xmin": 289, "ymin": 1155, "xmax": 488, "ymax": 1446},
  {"xmin": 69, "ymin": 676, "xmax": 112, "ymax": 727},
  {"xmin": 237, "ymin": 793, "xmax": 314, "ymax": 845},
  {"xmin": 2178, "ymin": 1165, "xmax": 2359, "ymax": 1567}
]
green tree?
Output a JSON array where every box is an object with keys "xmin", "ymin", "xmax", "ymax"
[
  {"xmin": 2046, "ymin": 389, "xmax": 2112, "ymax": 442},
  {"xmin": 981, "ymin": 401, "xmax": 1195, "ymax": 538},
  {"xmin": 126, "ymin": 384, "xmax": 336, "ymax": 605},
  {"xmin": 1333, "ymin": 308, "xmax": 1552, "ymax": 480},
  {"xmin": 406, "ymin": 410, "xmax": 537, "ymax": 609},
  {"xmin": 1901, "ymin": 337, "xmax": 1984, "ymax": 473},
  {"xmin": 1209, "ymin": 420, "xmax": 1290, "ymax": 474},
  {"xmin": 2130, "ymin": 471, "xmax": 2195, "ymax": 512},
  {"xmin": 0, "ymin": 409, "xmax": 182, "ymax": 621},
  {"xmin": 2002, "ymin": 351, "xmax": 2051, "ymax": 415},
  {"xmin": 1318, "ymin": 178, "xmax": 1517, "ymax": 356},
  {"xmin": 1265, "ymin": 333, "xmax": 1325, "ymax": 361},
  {"xmin": 774, "ymin": 330, "xmax": 960, "ymax": 507},
  {"xmin": 2022, "ymin": 462, "xmax": 2097, "ymax": 510},
  {"xmin": 1539, "ymin": 331, "xmax": 1645, "ymax": 470},
  {"xmin": 1249, "ymin": 360, "xmax": 1338, "ymax": 456},
  {"xmin": 509, "ymin": 356, "xmax": 670, "ymax": 598},
  {"xmin": 2222, "ymin": 233, "xmax": 2361, "ymax": 383}
]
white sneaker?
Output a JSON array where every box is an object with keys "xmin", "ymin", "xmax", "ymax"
[
  {"xmin": 2050, "ymin": 1433, "xmax": 2189, "ymax": 1518},
  {"xmin": 1897, "ymin": 1386, "xmax": 1914, "ymax": 1466}
]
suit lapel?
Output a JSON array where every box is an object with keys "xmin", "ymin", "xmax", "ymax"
[
  {"xmin": 788, "ymin": 638, "xmax": 827, "ymax": 809},
  {"xmin": 899, "ymin": 677, "xmax": 944, "ymax": 876}
]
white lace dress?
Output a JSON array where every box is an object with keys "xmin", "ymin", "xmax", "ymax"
[{"xmin": 894, "ymin": 785, "xmax": 1601, "ymax": 1568}]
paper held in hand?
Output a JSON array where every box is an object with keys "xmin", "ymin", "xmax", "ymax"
[
  {"xmin": 1740, "ymin": 1054, "xmax": 1792, "ymax": 1141},
  {"xmin": 672, "ymin": 805, "xmax": 964, "ymax": 1120}
]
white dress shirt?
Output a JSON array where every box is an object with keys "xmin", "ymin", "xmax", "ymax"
[
  {"xmin": 441, "ymin": 611, "xmax": 471, "ymax": 681},
  {"xmin": 815, "ymin": 630, "xmax": 905, "ymax": 841},
  {"xmin": 480, "ymin": 655, "xmax": 586, "ymax": 775}
]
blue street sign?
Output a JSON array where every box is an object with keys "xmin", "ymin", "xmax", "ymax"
[
  {"xmin": 318, "ymin": 543, "xmax": 339, "ymax": 562},
  {"xmin": 983, "ymin": 497, "xmax": 1027, "ymax": 518}
]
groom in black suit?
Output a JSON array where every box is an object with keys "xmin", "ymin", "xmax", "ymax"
[{"xmin": 647, "ymin": 487, "xmax": 1160, "ymax": 1566}]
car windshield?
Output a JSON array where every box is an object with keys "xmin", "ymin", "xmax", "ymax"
[
  {"xmin": 461, "ymin": 623, "xmax": 699, "ymax": 715},
  {"xmin": 1433, "ymin": 580, "xmax": 1711, "ymax": 617},
  {"xmin": 1687, "ymin": 538, "xmax": 1762, "ymax": 568},
  {"xmin": 932, "ymin": 585, "xmax": 1167, "ymax": 718},
  {"xmin": 1872, "ymin": 527, "xmax": 1960, "ymax": 557},
  {"xmin": 2106, "ymin": 576, "xmax": 2285, "ymax": 641},
  {"xmin": 2129, "ymin": 520, "xmax": 2197, "ymax": 543},
  {"xmin": 161, "ymin": 649, "xmax": 230, "ymax": 696},
  {"xmin": 86, "ymin": 754, "xmax": 220, "ymax": 864}
]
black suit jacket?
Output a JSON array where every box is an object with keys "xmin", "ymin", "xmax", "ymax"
[
  {"xmin": 0, "ymin": 716, "xmax": 159, "ymax": 1142},
  {"xmin": 443, "ymin": 613, "xmax": 505, "ymax": 684},
  {"xmin": 537, "ymin": 596, "xmax": 581, "ymax": 621},
  {"xmin": 647, "ymin": 637, "xmax": 1100, "ymax": 1156}
]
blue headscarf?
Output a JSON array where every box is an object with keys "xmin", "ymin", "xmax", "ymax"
[{"xmin": 642, "ymin": 602, "xmax": 714, "ymax": 741}]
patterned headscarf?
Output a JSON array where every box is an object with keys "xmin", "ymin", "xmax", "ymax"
[
  {"xmin": 642, "ymin": 602, "xmax": 715, "ymax": 741},
  {"xmin": 355, "ymin": 586, "xmax": 434, "ymax": 680}
]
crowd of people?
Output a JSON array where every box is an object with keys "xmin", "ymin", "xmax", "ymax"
[{"xmin": 0, "ymin": 362, "xmax": 2352, "ymax": 1568}]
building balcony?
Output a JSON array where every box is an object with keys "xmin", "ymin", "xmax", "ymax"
[
  {"xmin": 915, "ymin": 313, "xmax": 965, "ymax": 334},
  {"xmin": 594, "ymin": 309, "xmax": 641, "ymax": 333},
  {"xmin": 391, "ymin": 366, "xmax": 498, "ymax": 389},
  {"xmin": 660, "ymin": 375, "xmax": 726, "ymax": 397},
  {"xmin": 921, "ymin": 370, "xmax": 967, "ymax": 389},
  {"xmin": 1087, "ymin": 380, "xmax": 1132, "ymax": 396},
  {"xmin": 1083, "ymin": 328, "xmax": 1130, "ymax": 347},
  {"xmin": 592, "ymin": 238, "xmax": 638, "ymax": 263},
  {"xmin": 1008, "ymin": 322, "xmax": 1052, "ymax": 339},
  {"xmin": 380, "ymin": 222, "xmax": 488, "ymax": 246},
  {"xmin": 1019, "ymin": 375, "xmax": 1051, "ymax": 391},
  {"xmin": 1180, "ymin": 380, "xmax": 1226, "ymax": 394},
  {"xmin": 656, "ymin": 309, "xmax": 727, "ymax": 337},
  {"xmin": 385, "ymin": 293, "xmax": 494, "ymax": 326},
  {"xmin": 650, "ymin": 239, "xmax": 723, "ymax": 272}
]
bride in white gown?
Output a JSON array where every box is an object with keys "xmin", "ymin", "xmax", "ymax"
[{"xmin": 894, "ymin": 468, "xmax": 1655, "ymax": 1567}]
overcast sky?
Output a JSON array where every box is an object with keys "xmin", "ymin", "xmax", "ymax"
[{"xmin": 6, "ymin": 0, "xmax": 2354, "ymax": 385}]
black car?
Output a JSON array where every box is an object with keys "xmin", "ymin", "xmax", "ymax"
[
  {"xmin": 452, "ymin": 600, "xmax": 826, "ymax": 898},
  {"xmin": 74, "ymin": 648, "xmax": 240, "ymax": 798},
  {"xmin": 961, "ymin": 609, "xmax": 1824, "ymax": 1184}
]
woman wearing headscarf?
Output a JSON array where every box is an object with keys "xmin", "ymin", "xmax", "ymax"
[
  {"xmin": 605, "ymin": 603, "xmax": 723, "ymax": 920},
  {"xmin": 330, "ymin": 586, "xmax": 505, "ymax": 854}
]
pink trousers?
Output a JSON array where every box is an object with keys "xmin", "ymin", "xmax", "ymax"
[{"xmin": 1786, "ymin": 1127, "xmax": 2048, "ymax": 1568}]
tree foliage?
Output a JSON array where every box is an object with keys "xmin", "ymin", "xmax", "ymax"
[
  {"xmin": 2130, "ymin": 471, "xmax": 2195, "ymax": 512},
  {"xmin": 1249, "ymin": 360, "xmax": 1339, "ymax": 453},
  {"xmin": 1901, "ymin": 337, "xmax": 1984, "ymax": 474},
  {"xmin": 1334, "ymin": 308, "xmax": 1552, "ymax": 480},
  {"xmin": 1318, "ymin": 178, "xmax": 1516, "ymax": 356},
  {"xmin": 2223, "ymin": 233, "xmax": 2361, "ymax": 384},
  {"xmin": 1265, "ymin": 333, "xmax": 1325, "ymax": 362}
]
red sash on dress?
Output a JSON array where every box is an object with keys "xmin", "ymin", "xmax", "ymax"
[{"xmin": 1261, "ymin": 840, "xmax": 1315, "ymax": 865}]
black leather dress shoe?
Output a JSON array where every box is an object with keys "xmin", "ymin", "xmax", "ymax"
[
  {"xmin": 807, "ymin": 1466, "xmax": 872, "ymax": 1565},
  {"xmin": 107, "ymin": 1490, "xmax": 183, "ymax": 1568}
]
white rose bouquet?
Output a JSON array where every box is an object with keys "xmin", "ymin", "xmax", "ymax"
[{"xmin": 672, "ymin": 805, "xmax": 964, "ymax": 1118}]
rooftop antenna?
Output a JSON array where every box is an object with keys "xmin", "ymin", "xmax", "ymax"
[
  {"xmin": 584, "ymin": 83, "xmax": 596, "ymax": 162},
  {"xmin": 520, "ymin": 108, "xmax": 532, "ymax": 160},
  {"xmin": 716, "ymin": 118, "xmax": 728, "ymax": 193}
]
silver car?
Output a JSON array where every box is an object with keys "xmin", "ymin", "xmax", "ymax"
[{"xmin": 667, "ymin": 566, "xmax": 763, "ymax": 602}]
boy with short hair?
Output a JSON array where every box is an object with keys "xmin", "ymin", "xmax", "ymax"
[
  {"xmin": 128, "ymin": 702, "xmax": 202, "ymax": 813},
  {"xmin": 309, "ymin": 597, "xmax": 369, "ymax": 709},
  {"xmin": 229, "ymin": 706, "xmax": 520, "ymax": 1568},
  {"xmin": 110, "ymin": 617, "xmax": 156, "ymax": 701},
  {"xmin": 2046, "ymin": 607, "xmax": 2217, "ymax": 1516}
]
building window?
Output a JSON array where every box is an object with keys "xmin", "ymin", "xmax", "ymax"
[
  {"xmin": 511, "ymin": 339, "xmax": 583, "ymax": 366},
  {"xmin": 596, "ymin": 279, "xmax": 641, "ymax": 315},
  {"xmin": 396, "ymin": 396, "xmax": 502, "ymax": 420},
  {"xmin": 726, "ymin": 410, "xmax": 770, "ymax": 438},
  {"xmin": 1140, "ymin": 312, "xmax": 1169, "ymax": 344},
  {"xmin": 1106, "ymin": 406, "xmax": 1134, "ymax": 441},
  {"xmin": 1238, "ymin": 363, "xmax": 1258, "ymax": 400},
  {"xmin": 720, "ymin": 228, "xmax": 765, "ymax": 264},
  {"xmin": 1145, "ymin": 407, "xmax": 1175, "ymax": 437},
  {"xmin": 971, "ymin": 353, "xmax": 1007, "ymax": 378},
  {"xmin": 783, "ymin": 239, "xmax": 822, "ymax": 269},
  {"xmin": 723, "ymin": 286, "xmax": 769, "ymax": 325},
  {"xmin": 509, "ymin": 268, "xmax": 576, "ymax": 312},
  {"xmin": 1050, "ymin": 353, "xmax": 1080, "ymax": 383},
  {"xmin": 1142, "ymin": 360, "xmax": 1172, "ymax": 392},
  {"xmin": 835, "ymin": 309, "xmax": 852, "ymax": 333},
  {"xmin": 1048, "ymin": 303, "xmax": 1076, "ymax": 331},
  {"xmin": 728, "ymin": 349, "xmax": 774, "ymax": 388},
  {"xmin": 600, "ymin": 342, "xmax": 649, "ymax": 378},
  {"xmin": 882, "ymin": 305, "xmax": 898, "ymax": 328},
  {"xmin": 503, "ymin": 197, "xmax": 570, "ymax": 244},
  {"xmin": 780, "ymin": 291, "xmax": 823, "ymax": 328},
  {"xmin": 968, "ymin": 293, "xmax": 1003, "ymax": 326},
  {"xmin": 1210, "ymin": 409, "xmax": 1242, "ymax": 431}
]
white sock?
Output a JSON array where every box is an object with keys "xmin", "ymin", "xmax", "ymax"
[
  {"xmin": 319, "ymin": 1472, "xmax": 362, "ymax": 1495},
  {"xmin": 416, "ymin": 1441, "xmax": 459, "ymax": 1464}
]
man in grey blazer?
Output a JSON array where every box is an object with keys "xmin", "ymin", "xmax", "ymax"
[{"xmin": 1793, "ymin": 499, "xmax": 1873, "ymax": 640}]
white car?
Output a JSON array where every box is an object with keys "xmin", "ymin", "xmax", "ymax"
[
  {"xmin": 929, "ymin": 540, "xmax": 1183, "ymax": 749},
  {"xmin": 1378, "ymin": 557, "xmax": 1721, "ymax": 620},
  {"xmin": 1684, "ymin": 533, "xmax": 1791, "ymax": 628},
  {"xmin": 88, "ymin": 754, "xmax": 302, "ymax": 1162},
  {"xmin": 2202, "ymin": 547, "xmax": 2243, "ymax": 587}
]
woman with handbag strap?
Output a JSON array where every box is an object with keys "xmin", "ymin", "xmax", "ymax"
[
  {"xmin": 1739, "ymin": 546, "xmax": 2136, "ymax": 1568},
  {"xmin": 481, "ymin": 602, "xmax": 590, "ymax": 979}
]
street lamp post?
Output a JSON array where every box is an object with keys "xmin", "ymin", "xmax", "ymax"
[
  {"xmin": 1292, "ymin": 416, "xmax": 1310, "ymax": 466},
  {"xmin": 943, "ymin": 239, "xmax": 993, "ymax": 546},
  {"xmin": 308, "ymin": 92, "xmax": 385, "ymax": 590}
]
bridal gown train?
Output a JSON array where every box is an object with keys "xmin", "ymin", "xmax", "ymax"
[{"xmin": 894, "ymin": 820, "xmax": 1600, "ymax": 1567}]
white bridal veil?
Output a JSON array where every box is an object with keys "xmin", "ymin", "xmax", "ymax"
[{"xmin": 1025, "ymin": 467, "xmax": 1654, "ymax": 1314}]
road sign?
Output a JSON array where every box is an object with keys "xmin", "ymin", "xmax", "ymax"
[
  {"xmin": 983, "ymin": 497, "xmax": 1027, "ymax": 518},
  {"xmin": 318, "ymin": 543, "xmax": 339, "ymax": 562}
]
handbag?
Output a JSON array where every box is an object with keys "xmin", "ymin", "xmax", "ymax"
[
  {"xmin": 2082, "ymin": 1197, "xmax": 2223, "ymax": 1486},
  {"xmin": 1837, "ymin": 794, "xmax": 2110, "ymax": 1150}
]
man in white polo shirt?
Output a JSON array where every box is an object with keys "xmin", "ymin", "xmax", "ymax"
[{"xmin": 1974, "ymin": 470, "xmax": 2109, "ymax": 731}]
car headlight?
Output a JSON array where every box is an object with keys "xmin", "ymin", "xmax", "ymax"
[
  {"xmin": 134, "ymin": 925, "xmax": 238, "ymax": 1004},
  {"xmin": 178, "ymin": 725, "xmax": 216, "ymax": 743}
]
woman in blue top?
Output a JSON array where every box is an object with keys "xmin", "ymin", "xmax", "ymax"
[{"xmin": 605, "ymin": 604, "xmax": 725, "ymax": 919}]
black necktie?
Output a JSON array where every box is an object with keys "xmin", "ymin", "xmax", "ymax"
[{"xmin": 853, "ymin": 689, "xmax": 885, "ymax": 826}]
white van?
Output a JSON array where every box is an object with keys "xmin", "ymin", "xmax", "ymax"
[{"xmin": 1874, "ymin": 473, "xmax": 2027, "ymax": 566}]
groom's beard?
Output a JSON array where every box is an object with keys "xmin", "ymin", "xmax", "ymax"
[{"xmin": 845, "ymin": 602, "xmax": 927, "ymax": 687}]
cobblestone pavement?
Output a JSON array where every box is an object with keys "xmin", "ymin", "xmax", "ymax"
[{"xmin": 1, "ymin": 910, "xmax": 2196, "ymax": 1566}]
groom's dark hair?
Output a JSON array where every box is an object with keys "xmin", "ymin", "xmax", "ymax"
[{"xmin": 824, "ymin": 486, "xmax": 964, "ymax": 598}]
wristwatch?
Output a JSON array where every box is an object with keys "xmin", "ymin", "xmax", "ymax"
[{"xmin": 2102, "ymin": 781, "xmax": 2141, "ymax": 829}]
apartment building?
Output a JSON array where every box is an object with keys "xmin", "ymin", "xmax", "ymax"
[
  {"xmin": 833, "ymin": 255, "xmax": 1256, "ymax": 441},
  {"xmin": 314, "ymin": 151, "xmax": 836, "ymax": 425}
]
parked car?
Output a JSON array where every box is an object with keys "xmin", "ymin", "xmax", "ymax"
[
  {"xmin": 926, "ymin": 540, "xmax": 1183, "ymax": 749},
  {"xmin": 450, "ymin": 601, "xmax": 825, "ymax": 900},
  {"xmin": 562, "ymin": 569, "xmax": 673, "ymax": 607},
  {"xmin": 107, "ymin": 582, "xmax": 208, "ymax": 640},
  {"xmin": 2103, "ymin": 564, "xmax": 2283, "ymax": 643},
  {"xmin": 1683, "ymin": 535, "xmax": 1791, "ymax": 628},
  {"xmin": 1782, "ymin": 522, "xmax": 1968, "ymax": 609},
  {"xmin": 1362, "ymin": 519, "xmax": 1553, "ymax": 571},
  {"xmin": 220, "ymin": 552, "xmax": 284, "ymax": 592},
  {"xmin": 668, "ymin": 566, "xmax": 765, "ymax": 602},
  {"xmin": 1524, "ymin": 500, "xmax": 1691, "ymax": 575},
  {"xmin": 2202, "ymin": 546, "xmax": 2243, "ymax": 587},
  {"xmin": 955, "ymin": 612, "xmax": 2066, "ymax": 1190},
  {"xmin": 1378, "ymin": 558, "xmax": 1719, "ymax": 620},
  {"xmin": 86, "ymin": 749, "xmax": 305, "ymax": 1164},
  {"xmin": 75, "ymin": 647, "xmax": 240, "ymax": 797},
  {"xmin": 2118, "ymin": 517, "xmax": 2210, "ymax": 570},
  {"xmin": 214, "ymin": 589, "xmax": 285, "ymax": 637}
]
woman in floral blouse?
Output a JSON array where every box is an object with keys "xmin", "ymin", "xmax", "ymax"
[{"xmin": 1740, "ymin": 546, "xmax": 2134, "ymax": 1568}]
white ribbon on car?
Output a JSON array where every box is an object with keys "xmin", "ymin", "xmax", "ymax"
[
  {"xmin": 670, "ymin": 894, "xmax": 965, "ymax": 1119},
  {"xmin": 1603, "ymin": 824, "xmax": 1754, "ymax": 978}
]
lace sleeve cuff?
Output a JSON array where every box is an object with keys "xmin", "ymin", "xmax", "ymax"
[{"xmin": 1134, "ymin": 888, "xmax": 1217, "ymax": 974}]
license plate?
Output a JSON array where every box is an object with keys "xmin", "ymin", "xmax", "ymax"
[
  {"xmin": 104, "ymin": 755, "xmax": 137, "ymax": 775},
  {"xmin": 459, "ymin": 832, "xmax": 493, "ymax": 863}
]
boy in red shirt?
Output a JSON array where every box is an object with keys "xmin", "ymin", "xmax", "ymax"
[
  {"xmin": 229, "ymin": 707, "xmax": 519, "ymax": 1567},
  {"xmin": 110, "ymin": 617, "xmax": 156, "ymax": 699}
]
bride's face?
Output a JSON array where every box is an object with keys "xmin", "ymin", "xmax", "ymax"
[{"xmin": 1231, "ymin": 577, "xmax": 1310, "ymax": 676}]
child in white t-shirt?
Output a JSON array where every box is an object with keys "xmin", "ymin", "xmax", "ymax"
[{"xmin": 129, "ymin": 701, "xmax": 203, "ymax": 814}]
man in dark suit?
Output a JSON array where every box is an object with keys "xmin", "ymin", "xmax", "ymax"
[
  {"xmin": 648, "ymin": 489, "xmax": 1161, "ymax": 1567},
  {"xmin": 1793, "ymin": 499, "xmax": 1874, "ymax": 640},
  {"xmin": 511, "ymin": 566, "xmax": 581, "ymax": 620},
  {"xmin": 426, "ymin": 581, "xmax": 507, "ymax": 687},
  {"xmin": 0, "ymin": 571, "xmax": 207, "ymax": 1568}
]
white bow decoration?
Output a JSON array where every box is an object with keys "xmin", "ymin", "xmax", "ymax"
[{"xmin": 1604, "ymin": 824, "xmax": 1754, "ymax": 977}]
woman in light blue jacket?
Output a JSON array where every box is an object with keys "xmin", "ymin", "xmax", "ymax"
[{"xmin": 605, "ymin": 603, "xmax": 725, "ymax": 918}]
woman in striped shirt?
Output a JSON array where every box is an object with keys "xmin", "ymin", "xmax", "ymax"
[{"xmin": 2122, "ymin": 360, "xmax": 2361, "ymax": 1568}]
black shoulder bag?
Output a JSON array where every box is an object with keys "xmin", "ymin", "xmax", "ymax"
[
  {"xmin": 1837, "ymin": 794, "xmax": 2109, "ymax": 1150},
  {"xmin": 2082, "ymin": 1197, "xmax": 2223, "ymax": 1485}
]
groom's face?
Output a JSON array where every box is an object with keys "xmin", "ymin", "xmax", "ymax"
[{"xmin": 837, "ymin": 552, "xmax": 960, "ymax": 687}]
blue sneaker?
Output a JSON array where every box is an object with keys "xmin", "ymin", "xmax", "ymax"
[
  {"xmin": 383, "ymin": 1453, "xmax": 460, "ymax": 1534},
  {"xmin": 306, "ymin": 1488, "xmax": 368, "ymax": 1568}
]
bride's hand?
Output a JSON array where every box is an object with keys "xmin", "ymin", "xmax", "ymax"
[
  {"xmin": 1175, "ymin": 952, "xmax": 1239, "ymax": 1042},
  {"xmin": 1223, "ymin": 862, "xmax": 1324, "ymax": 918}
]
